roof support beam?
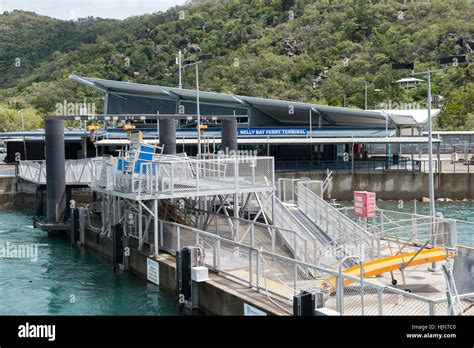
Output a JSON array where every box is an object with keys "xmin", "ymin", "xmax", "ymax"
[
  {"xmin": 250, "ymin": 105, "xmax": 279, "ymax": 122},
  {"xmin": 159, "ymin": 87, "xmax": 181, "ymax": 100},
  {"xmin": 231, "ymin": 94, "xmax": 276, "ymax": 122},
  {"xmin": 312, "ymin": 107, "xmax": 336, "ymax": 126},
  {"xmin": 231, "ymin": 95, "xmax": 246, "ymax": 105}
]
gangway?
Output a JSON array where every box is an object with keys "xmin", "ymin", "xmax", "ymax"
[
  {"xmin": 285, "ymin": 204, "xmax": 355, "ymax": 268},
  {"xmin": 257, "ymin": 191, "xmax": 355, "ymax": 268},
  {"xmin": 286, "ymin": 205, "xmax": 332, "ymax": 245},
  {"xmin": 18, "ymin": 158, "xmax": 103, "ymax": 185}
]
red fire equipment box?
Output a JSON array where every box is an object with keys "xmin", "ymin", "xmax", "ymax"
[{"xmin": 354, "ymin": 191, "xmax": 376, "ymax": 218}]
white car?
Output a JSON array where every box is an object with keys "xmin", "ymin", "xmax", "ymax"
[{"xmin": 0, "ymin": 148, "xmax": 6, "ymax": 162}]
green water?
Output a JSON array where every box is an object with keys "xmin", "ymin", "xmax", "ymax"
[
  {"xmin": 374, "ymin": 200, "xmax": 474, "ymax": 222},
  {"xmin": 0, "ymin": 205, "xmax": 181, "ymax": 315}
]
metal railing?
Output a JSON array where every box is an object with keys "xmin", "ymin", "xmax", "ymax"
[
  {"xmin": 296, "ymin": 182, "xmax": 371, "ymax": 245},
  {"xmin": 258, "ymin": 191, "xmax": 320, "ymax": 265},
  {"xmin": 287, "ymin": 182, "xmax": 459, "ymax": 267},
  {"xmin": 278, "ymin": 177, "xmax": 325, "ymax": 203},
  {"xmin": 168, "ymin": 205, "xmax": 313, "ymax": 265},
  {"xmin": 277, "ymin": 178, "xmax": 300, "ymax": 204},
  {"xmin": 454, "ymin": 220, "xmax": 474, "ymax": 249},
  {"xmin": 17, "ymin": 160, "xmax": 46, "ymax": 184},
  {"xmin": 18, "ymin": 158, "xmax": 103, "ymax": 185},
  {"xmin": 274, "ymin": 158, "xmax": 474, "ymax": 173},
  {"xmin": 342, "ymin": 207, "xmax": 472, "ymax": 249},
  {"xmin": 415, "ymin": 158, "xmax": 473, "ymax": 173},
  {"xmin": 310, "ymin": 216, "xmax": 456, "ymax": 268},
  {"xmin": 157, "ymin": 219, "xmax": 474, "ymax": 316},
  {"xmin": 207, "ymin": 213, "xmax": 312, "ymax": 264},
  {"xmin": 275, "ymin": 158, "xmax": 422, "ymax": 173},
  {"xmin": 94, "ymin": 155, "xmax": 274, "ymax": 198}
]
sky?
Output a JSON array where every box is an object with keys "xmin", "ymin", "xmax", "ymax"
[{"xmin": 0, "ymin": 0, "xmax": 187, "ymax": 20}]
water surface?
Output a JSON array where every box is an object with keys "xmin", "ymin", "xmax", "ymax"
[{"xmin": 0, "ymin": 205, "xmax": 181, "ymax": 315}]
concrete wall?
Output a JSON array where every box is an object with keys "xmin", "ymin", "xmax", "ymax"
[
  {"xmin": 0, "ymin": 177, "xmax": 37, "ymax": 194},
  {"xmin": 276, "ymin": 172, "xmax": 474, "ymax": 200},
  {"xmin": 0, "ymin": 177, "xmax": 93, "ymax": 206},
  {"xmin": 83, "ymin": 226, "xmax": 286, "ymax": 316},
  {"xmin": 0, "ymin": 177, "xmax": 37, "ymax": 205}
]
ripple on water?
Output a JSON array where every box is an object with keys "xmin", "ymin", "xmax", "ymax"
[{"xmin": 0, "ymin": 205, "xmax": 182, "ymax": 315}]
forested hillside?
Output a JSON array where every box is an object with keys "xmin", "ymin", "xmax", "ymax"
[{"xmin": 0, "ymin": 0, "xmax": 473, "ymax": 131}]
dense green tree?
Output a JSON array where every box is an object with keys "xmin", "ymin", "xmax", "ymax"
[
  {"xmin": 438, "ymin": 83, "xmax": 474, "ymax": 130},
  {"xmin": 0, "ymin": 102, "xmax": 42, "ymax": 132},
  {"xmin": 0, "ymin": 0, "xmax": 473, "ymax": 130}
]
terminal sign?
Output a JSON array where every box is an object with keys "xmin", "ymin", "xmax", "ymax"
[
  {"xmin": 237, "ymin": 128, "xmax": 307, "ymax": 136},
  {"xmin": 354, "ymin": 191, "xmax": 376, "ymax": 218}
]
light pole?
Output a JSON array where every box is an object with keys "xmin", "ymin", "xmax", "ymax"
[
  {"xmin": 183, "ymin": 54, "xmax": 213, "ymax": 156},
  {"xmin": 374, "ymin": 88, "xmax": 382, "ymax": 109},
  {"xmin": 176, "ymin": 49, "xmax": 183, "ymax": 89},
  {"xmin": 393, "ymin": 56, "xmax": 465, "ymax": 270},
  {"xmin": 364, "ymin": 80, "xmax": 368, "ymax": 110}
]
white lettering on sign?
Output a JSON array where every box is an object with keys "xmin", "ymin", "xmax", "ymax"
[
  {"xmin": 147, "ymin": 258, "xmax": 160, "ymax": 285},
  {"xmin": 244, "ymin": 303, "xmax": 267, "ymax": 316},
  {"xmin": 237, "ymin": 128, "xmax": 307, "ymax": 136}
]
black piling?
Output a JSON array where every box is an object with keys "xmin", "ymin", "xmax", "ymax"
[
  {"xmin": 112, "ymin": 223, "xmax": 124, "ymax": 273},
  {"xmin": 221, "ymin": 119, "xmax": 237, "ymax": 153},
  {"xmin": 45, "ymin": 118, "xmax": 66, "ymax": 224},
  {"xmin": 159, "ymin": 119, "xmax": 176, "ymax": 154}
]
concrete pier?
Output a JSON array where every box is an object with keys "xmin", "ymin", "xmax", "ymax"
[{"xmin": 83, "ymin": 223, "xmax": 288, "ymax": 315}]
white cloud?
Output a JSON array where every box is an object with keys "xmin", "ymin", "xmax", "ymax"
[{"xmin": 0, "ymin": 0, "xmax": 186, "ymax": 20}]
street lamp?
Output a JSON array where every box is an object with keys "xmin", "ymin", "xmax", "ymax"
[
  {"xmin": 183, "ymin": 54, "xmax": 213, "ymax": 156},
  {"xmin": 364, "ymin": 80, "xmax": 368, "ymax": 110},
  {"xmin": 176, "ymin": 49, "xmax": 183, "ymax": 89},
  {"xmin": 392, "ymin": 56, "xmax": 466, "ymax": 270}
]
